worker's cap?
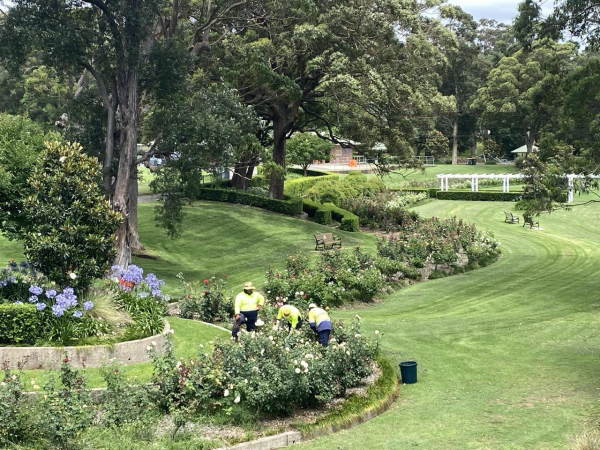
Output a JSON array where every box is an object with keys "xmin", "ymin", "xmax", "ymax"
[
  {"xmin": 281, "ymin": 306, "xmax": 292, "ymax": 316},
  {"xmin": 243, "ymin": 281, "xmax": 255, "ymax": 290},
  {"xmin": 308, "ymin": 303, "xmax": 317, "ymax": 310}
]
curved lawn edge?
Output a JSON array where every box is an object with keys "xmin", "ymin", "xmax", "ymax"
[
  {"xmin": 216, "ymin": 356, "xmax": 399, "ymax": 450},
  {"xmin": 0, "ymin": 321, "xmax": 170, "ymax": 370}
]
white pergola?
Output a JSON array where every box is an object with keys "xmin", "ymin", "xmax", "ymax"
[
  {"xmin": 566, "ymin": 174, "xmax": 600, "ymax": 203},
  {"xmin": 437, "ymin": 173, "xmax": 524, "ymax": 193}
]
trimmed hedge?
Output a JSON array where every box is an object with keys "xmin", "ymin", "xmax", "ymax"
[
  {"xmin": 0, "ymin": 304, "xmax": 40, "ymax": 344},
  {"xmin": 287, "ymin": 167, "xmax": 332, "ymax": 177},
  {"xmin": 325, "ymin": 203, "xmax": 359, "ymax": 232},
  {"xmin": 284, "ymin": 172, "xmax": 339, "ymax": 197},
  {"xmin": 197, "ymin": 188, "xmax": 303, "ymax": 215},
  {"xmin": 435, "ymin": 191, "xmax": 521, "ymax": 201},
  {"xmin": 393, "ymin": 188, "xmax": 438, "ymax": 198}
]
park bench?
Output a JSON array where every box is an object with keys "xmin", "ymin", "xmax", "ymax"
[
  {"xmin": 314, "ymin": 232, "xmax": 342, "ymax": 250},
  {"xmin": 504, "ymin": 211, "xmax": 519, "ymax": 224},
  {"xmin": 523, "ymin": 214, "xmax": 540, "ymax": 229}
]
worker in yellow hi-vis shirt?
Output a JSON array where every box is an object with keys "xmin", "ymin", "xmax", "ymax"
[
  {"xmin": 232, "ymin": 281, "xmax": 265, "ymax": 339},
  {"xmin": 308, "ymin": 303, "xmax": 332, "ymax": 346},
  {"xmin": 276, "ymin": 304, "xmax": 303, "ymax": 332}
]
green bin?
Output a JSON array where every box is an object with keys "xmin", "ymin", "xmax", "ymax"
[
  {"xmin": 399, "ymin": 361, "xmax": 418, "ymax": 384},
  {"xmin": 467, "ymin": 158, "xmax": 477, "ymax": 165}
]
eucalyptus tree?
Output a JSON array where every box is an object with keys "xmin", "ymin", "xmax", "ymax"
[
  {"xmin": 473, "ymin": 40, "xmax": 579, "ymax": 155},
  {"xmin": 215, "ymin": 0, "xmax": 445, "ymax": 198}
]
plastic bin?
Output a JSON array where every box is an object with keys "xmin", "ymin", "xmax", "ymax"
[
  {"xmin": 399, "ymin": 360, "xmax": 418, "ymax": 384},
  {"xmin": 467, "ymin": 158, "xmax": 477, "ymax": 165}
]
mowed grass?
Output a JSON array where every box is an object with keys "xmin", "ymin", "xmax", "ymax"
[
  {"xmin": 133, "ymin": 201, "xmax": 378, "ymax": 294},
  {"xmin": 293, "ymin": 197, "xmax": 600, "ymax": 449}
]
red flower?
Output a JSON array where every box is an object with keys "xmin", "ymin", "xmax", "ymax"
[
  {"xmin": 204, "ymin": 279, "xmax": 209, "ymax": 284},
  {"xmin": 114, "ymin": 368, "xmax": 119, "ymax": 374},
  {"xmin": 187, "ymin": 294, "xmax": 191, "ymax": 299},
  {"xmin": 63, "ymin": 357, "xmax": 69, "ymax": 363},
  {"xmin": 204, "ymin": 291, "xmax": 209, "ymax": 296},
  {"xmin": 276, "ymin": 273, "xmax": 280, "ymax": 277}
]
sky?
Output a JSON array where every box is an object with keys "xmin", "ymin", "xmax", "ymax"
[{"xmin": 449, "ymin": 0, "xmax": 553, "ymax": 24}]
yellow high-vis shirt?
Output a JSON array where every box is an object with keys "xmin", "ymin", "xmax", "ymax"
[
  {"xmin": 234, "ymin": 291, "xmax": 265, "ymax": 314},
  {"xmin": 308, "ymin": 307, "xmax": 331, "ymax": 329},
  {"xmin": 277, "ymin": 305, "xmax": 301, "ymax": 329}
]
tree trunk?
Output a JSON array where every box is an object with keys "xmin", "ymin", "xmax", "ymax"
[
  {"xmin": 269, "ymin": 115, "xmax": 287, "ymax": 200},
  {"xmin": 231, "ymin": 147, "xmax": 259, "ymax": 190},
  {"xmin": 525, "ymin": 129, "xmax": 536, "ymax": 157},
  {"xmin": 113, "ymin": 71, "xmax": 139, "ymax": 268},
  {"xmin": 128, "ymin": 164, "xmax": 142, "ymax": 250},
  {"xmin": 103, "ymin": 104, "xmax": 116, "ymax": 195},
  {"xmin": 452, "ymin": 118, "xmax": 459, "ymax": 165},
  {"xmin": 303, "ymin": 165, "xmax": 308, "ymax": 176},
  {"xmin": 471, "ymin": 132, "xmax": 478, "ymax": 158}
]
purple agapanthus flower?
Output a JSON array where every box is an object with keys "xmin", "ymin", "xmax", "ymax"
[
  {"xmin": 83, "ymin": 301, "xmax": 93, "ymax": 311},
  {"xmin": 28, "ymin": 295, "xmax": 38, "ymax": 303},
  {"xmin": 73, "ymin": 310, "xmax": 82, "ymax": 318},
  {"xmin": 151, "ymin": 289, "xmax": 162, "ymax": 297},
  {"xmin": 29, "ymin": 285, "xmax": 43, "ymax": 296},
  {"xmin": 137, "ymin": 292, "xmax": 149, "ymax": 298},
  {"xmin": 52, "ymin": 304, "xmax": 65, "ymax": 317},
  {"xmin": 45, "ymin": 289, "xmax": 57, "ymax": 299},
  {"xmin": 121, "ymin": 265, "xmax": 144, "ymax": 284},
  {"xmin": 14, "ymin": 301, "xmax": 23, "ymax": 305},
  {"xmin": 35, "ymin": 302, "xmax": 46, "ymax": 311},
  {"xmin": 144, "ymin": 273, "xmax": 165, "ymax": 290}
]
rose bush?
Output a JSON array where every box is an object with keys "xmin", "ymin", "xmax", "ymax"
[{"xmin": 178, "ymin": 274, "xmax": 234, "ymax": 322}]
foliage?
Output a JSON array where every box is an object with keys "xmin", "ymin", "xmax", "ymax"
[
  {"xmin": 284, "ymin": 173, "xmax": 339, "ymax": 197},
  {"xmin": 422, "ymin": 130, "xmax": 450, "ymax": 161},
  {"xmin": 0, "ymin": 363, "xmax": 33, "ymax": 446},
  {"xmin": 286, "ymin": 134, "xmax": 332, "ymax": 176},
  {"xmin": 340, "ymin": 192, "xmax": 425, "ymax": 232},
  {"xmin": 197, "ymin": 188, "xmax": 303, "ymax": 216},
  {"xmin": 435, "ymin": 191, "xmax": 521, "ymax": 201},
  {"xmin": 36, "ymin": 357, "xmax": 95, "ymax": 449},
  {"xmin": 149, "ymin": 319, "xmax": 378, "ymax": 417},
  {"xmin": 0, "ymin": 303, "xmax": 40, "ymax": 344},
  {"xmin": 516, "ymin": 153, "xmax": 568, "ymax": 214},
  {"xmin": 0, "ymin": 114, "xmax": 60, "ymax": 239},
  {"xmin": 305, "ymin": 173, "xmax": 385, "ymax": 205},
  {"xmin": 109, "ymin": 265, "xmax": 168, "ymax": 339},
  {"xmin": 179, "ymin": 274, "xmax": 234, "ymax": 323},
  {"xmin": 19, "ymin": 141, "xmax": 122, "ymax": 291},
  {"xmin": 99, "ymin": 362, "xmax": 152, "ymax": 427}
]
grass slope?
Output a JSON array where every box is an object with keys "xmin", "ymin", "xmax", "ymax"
[{"xmin": 293, "ymin": 199, "xmax": 600, "ymax": 449}]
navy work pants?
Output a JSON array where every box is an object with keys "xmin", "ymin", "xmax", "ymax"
[{"xmin": 232, "ymin": 310, "xmax": 258, "ymax": 338}]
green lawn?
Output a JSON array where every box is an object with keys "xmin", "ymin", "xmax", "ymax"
[
  {"xmin": 293, "ymin": 197, "xmax": 600, "ymax": 449},
  {"xmin": 137, "ymin": 165, "xmax": 155, "ymax": 196},
  {"xmin": 132, "ymin": 201, "xmax": 378, "ymax": 295}
]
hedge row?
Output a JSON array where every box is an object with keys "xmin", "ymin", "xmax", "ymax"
[
  {"xmin": 435, "ymin": 191, "xmax": 521, "ymax": 201},
  {"xmin": 394, "ymin": 188, "xmax": 439, "ymax": 198},
  {"xmin": 197, "ymin": 188, "xmax": 303, "ymax": 215},
  {"xmin": 0, "ymin": 304, "xmax": 40, "ymax": 344},
  {"xmin": 301, "ymin": 198, "xmax": 359, "ymax": 231},
  {"xmin": 284, "ymin": 172, "xmax": 338, "ymax": 197}
]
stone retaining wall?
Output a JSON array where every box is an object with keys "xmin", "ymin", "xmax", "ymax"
[{"xmin": 0, "ymin": 321, "xmax": 170, "ymax": 369}]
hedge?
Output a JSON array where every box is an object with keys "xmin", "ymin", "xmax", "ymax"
[
  {"xmin": 287, "ymin": 167, "xmax": 332, "ymax": 177},
  {"xmin": 435, "ymin": 191, "xmax": 521, "ymax": 201},
  {"xmin": 393, "ymin": 188, "xmax": 438, "ymax": 198},
  {"xmin": 324, "ymin": 203, "xmax": 360, "ymax": 232},
  {"xmin": 197, "ymin": 188, "xmax": 303, "ymax": 215},
  {"xmin": 284, "ymin": 172, "xmax": 339, "ymax": 197},
  {"xmin": 0, "ymin": 304, "xmax": 40, "ymax": 344}
]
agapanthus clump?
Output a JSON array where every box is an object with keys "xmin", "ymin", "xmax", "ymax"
[{"xmin": 110, "ymin": 265, "xmax": 166, "ymax": 300}]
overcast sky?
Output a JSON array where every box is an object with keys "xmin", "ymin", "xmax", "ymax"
[{"xmin": 449, "ymin": 0, "xmax": 552, "ymax": 24}]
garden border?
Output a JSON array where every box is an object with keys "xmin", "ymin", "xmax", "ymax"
[
  {"xmin": 216, "ymin": 357, "xmax": 400, "ymax": 450},
  {"xmin": 0, "ymin": 320, "xmax": 170, "ymax": 369}
]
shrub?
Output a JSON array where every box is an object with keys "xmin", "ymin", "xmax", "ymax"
[
  {"xmin": 109, "ymin": 265, "xmax": 168, "ymax": 338},
  {"xmin": 314, "ymin": 208, "xmax": 332, "ymax": 225},
  {"xmin": 19, "ymin": 141, "xmax": 122, "ymax": 291},
  {"xmin": 0, "ymin": 304, "xmax": 40, "ymax": 344},
  {"xmin": 304, "ymin": 173, "xmax": 384, "ymax": 204},
  {"xmin": 284, "ymin": 173, "xmax": 339, "ymax": 197},
  {"xmin": 179, "ymin": 274, "xmax": 234, "ymax": 322},
  {"xmin": 435, "ymin": 191, "xmax": 521, "ymax": 201},
  {"xmin": 197, "ymin": 188, "xmax": 303, "ymax": 215},
  {"xmin": 0, "ymin": 364, "xmax": 34, "ymax": 446}
]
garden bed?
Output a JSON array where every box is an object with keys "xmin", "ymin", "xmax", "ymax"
[{"xmin": 0, "ymin": 320, "xmax": 170, "ymax": 369}]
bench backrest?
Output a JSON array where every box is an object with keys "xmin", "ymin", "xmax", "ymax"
[
  {"xmin": 316, "ymin": 232, "xmax": 335, "ymax": 241},
  {"xmin": 504, "ymin": 211, "xmax": 513, "ymax": 219}
]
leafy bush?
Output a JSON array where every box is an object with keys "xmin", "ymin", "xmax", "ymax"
[
  {"xmin": 305, "ymin": 173, "xmax": 385, "ymax": 204},
  {"xmin": 0, "ymin": 304, "xmax": 40, "ymax": 344},
  {"xmin": 0, "ymin": 363, "xmax": 34, "ymax": 446},
  {"xmin": 19, "ymin": 141, "xmax": 122, "ymax": 291},
  {"xmin": 149, "ymin": 319, "xmax": 378, "ymax": 416},
  {"xmin": 109, "ymin": 265, "xmax": 168, "ymax": 338},
  {"xmin": 435, "ymin": 191, "xmax": 521, "ymax": 201},
  {"xmin": 197, "ymin": 188, "xmax": 303, "ymax": 215},
  {"xmin": 179, "ymin": 274, "xmax": 234, "ymax": 322}
]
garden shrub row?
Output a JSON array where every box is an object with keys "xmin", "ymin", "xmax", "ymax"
[
  {"xmin": 300, "ymin": 198, "xmax": 358, "ymax": 231},
  {"xmin": 284, "ymin": 171, "xmax": 338, "ymax": 197},
  {"xmin": 434, "ymin": 191, "xmax": 521, "ymax": 201},
  {"xmin": 0, "ymin": 303, "xmax": 40, "ymax": 344},
  {"xmin": 197, "ymin": 188, "xmax": 303, "ymax": 215}
]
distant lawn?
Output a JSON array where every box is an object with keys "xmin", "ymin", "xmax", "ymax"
[{"xmin": 374, "ymin": 164, "xmax": 520, "ymax": 189}]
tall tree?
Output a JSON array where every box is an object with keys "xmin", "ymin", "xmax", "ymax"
[
  {"xmin": 473, "ymin": 40, "xmax": 578, "ymax": 155},
  {"xmin": 216, "ymin": 0, "xmax": 443, "ymax": 198}
]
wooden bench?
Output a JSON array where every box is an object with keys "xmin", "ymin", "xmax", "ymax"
[
  {"xmin": 523, "ymin": 214, "xmax": 540, "ymax": 229},
  {"xmin": 504, "ymin": 211, "xmax": 519, "ymax": 224},
  {"xmin": 314, "ymin": 233, "xmax": 342, "ymax": 250}
]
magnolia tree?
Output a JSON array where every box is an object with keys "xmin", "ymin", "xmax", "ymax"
[{"xmin": 20, "ymin": 141, "xmax": 122, "ymax": 291}]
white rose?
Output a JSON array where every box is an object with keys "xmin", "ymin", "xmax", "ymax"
[
  {"xmin": 151, "ymin": 341, "xmax": 157, "ymax": 347},
  {"xmin": 224, "ymin": 389, "xmax": 229, "ymax": 397},
  {"xmin": 295, "ymin": 368, "xmax": 301, "ymax": 374},
  {"xmin": 375, "ymin": 330, "xmax": 379, "ymax": 335},
  {"xmin": 70, "ymin": 272, "xmax": 77, "ymax": 280},
  {"xmin": 234, "ymin": 396, "xmax": 241, "ymax": 404}
]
